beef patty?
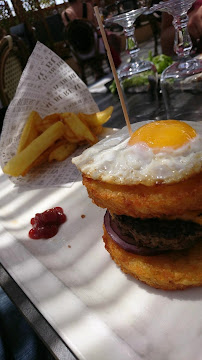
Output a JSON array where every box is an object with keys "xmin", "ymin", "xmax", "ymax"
[{"xmin": 112, "ymin": 213, "xmax": 202, "ymax": 251}]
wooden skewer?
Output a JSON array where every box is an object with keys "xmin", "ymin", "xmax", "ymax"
[{"xmin": 94, "ymin": 6, "xmax": 133, "ymax": 136}]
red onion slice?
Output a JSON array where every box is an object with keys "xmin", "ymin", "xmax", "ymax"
[{"xmin": 104, "ymin": 211, "xmax": 165, "ymax": 256}]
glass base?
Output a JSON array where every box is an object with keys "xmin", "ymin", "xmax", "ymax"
[
  {"xmin": 118, "ymin": 58, "xmax": 156, "ymax": 79},
  {"xmin": 162, "ymin": 57, "xmax": 202, "ymax": 78},
  {"xmin": 161, "ymin": 57, "xmax": 202, "ymax": 121},
  {"xmin": 165, "ymin": 111, "xmax": 201, "ymax": 121},
  {"xmin": 121, "ymin": 85, "xmax": 159, "ymax": 122},
  {"xmin": 162, "ymin": 89, "xmax": 202, "ymax": 121},
  {"xmin": 118, "ymin": 59, "xmax": 158, "ymax": 121}
]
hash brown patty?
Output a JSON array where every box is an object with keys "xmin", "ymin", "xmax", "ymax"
[
  {"xmin": 103, "ymin": 225, "xmax": 202, "ymax": 290},
  {"xmin": 83, "ymin": 173, "xmax": 202, "ymax": 218}
]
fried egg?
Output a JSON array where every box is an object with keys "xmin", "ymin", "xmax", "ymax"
[{"xmin": 72, "ymin": 120, "xmax": 202, "ymax": 186}]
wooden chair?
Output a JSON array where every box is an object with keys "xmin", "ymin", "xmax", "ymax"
[
  {"xmin": 0, "ymin": 35, "xmax": 29, "ymax": 107},
  {"xmin": 65, "ymin": 19, "xmax": 108, "ymax": 84}
]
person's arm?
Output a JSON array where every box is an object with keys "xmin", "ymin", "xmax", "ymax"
[
  {"xmin": 86, "ymin": 3, "xmax": 98, "ymax": 27},
  {"xmin": 61, "ymin": 8, "xmax": 71, "ymax": 27},
  {"xmin": 160, "ymin": 12, "xmax": 175, "ymax": 56},
  {"xmin": 188, "ymin": 5, "xmax": 202, "ymax": 39}
]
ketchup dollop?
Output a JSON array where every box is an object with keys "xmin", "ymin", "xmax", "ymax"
[{"xmin": 29, "ymin": 207, "xmax": 66, "ymax": 239}]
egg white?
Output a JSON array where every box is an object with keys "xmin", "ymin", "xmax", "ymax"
[{"xmin": 72, "ymin": 121, "xmax": 202, "ymax": 185}]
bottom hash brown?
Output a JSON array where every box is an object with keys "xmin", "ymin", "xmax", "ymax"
[{"xmin": 103, "ymin": 225, "xmax": 202, "ymax": 290}]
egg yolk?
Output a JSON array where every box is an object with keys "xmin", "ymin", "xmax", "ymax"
[{"xmin": 128, "ymin": 120, "xmax": 197, "ymax": 149}]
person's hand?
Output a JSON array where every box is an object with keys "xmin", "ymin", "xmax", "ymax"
[{"xmin": 188, "ymin": 5, "xmax": 202, "ymax": 40}]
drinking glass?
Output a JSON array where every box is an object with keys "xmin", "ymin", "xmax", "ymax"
[
  {"xmin": 150, "ymin": 0, "xmax": 202, "ymax": 121},
  {"xmin": 106, "ymin": 7, "xmax": 158, "ymax": 122}
]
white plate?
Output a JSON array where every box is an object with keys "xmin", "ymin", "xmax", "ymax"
[{"xmin": 0, "ymin": 151, "xmax": 202, "ymax": 360}]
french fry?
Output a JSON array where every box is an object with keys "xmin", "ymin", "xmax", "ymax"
[
  {"xmin": 62, "ymin": 121, "xmax": 81, "ymax": 143},
  {"xmin": 90, "ymin": 125, "xmax": 103, "ymax": 135},
  {"xmin": 4, "ymin": 106, "xmax": 114, "ymax": 177},
  {"xmin": 21, "ymin": 139, "xmax": 66, "ymax": 176},
  {"xmin": 3, "ymin": 121, "xmax": 65, "ymax": 177},
  {"xmin": 21, "ymin": 149, "xmax": 49, "ymax": 176},
  {"xmin": 17, "ymin": 111, "xmax": 41, "ymax": 153},
  {"xmin": 78, "ymin": 106, "xmax": 113, "ymax": 127},
  {"xmin": 49, "ymin": 142, "xmax": 77, "ymax": 162},
  {"xmin": 36, "ymin": 113, "xmax": 61, "ymax": 133},
  {"xmin": 61, "ymin": 113, "xmax": 98, "ymax": 145}
]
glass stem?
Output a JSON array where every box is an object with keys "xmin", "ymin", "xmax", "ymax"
[
  {"xmin": 172, "ymin": 14, "xmax": 192, "ymax": 58},
  {"xmin": 125, "ymin": 25, "xmax": 140, "ymax": 62}
]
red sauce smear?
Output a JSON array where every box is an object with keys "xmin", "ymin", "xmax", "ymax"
[{"xmin": 29, "ymin": 207, "xmax": 67, "ymax": 240}]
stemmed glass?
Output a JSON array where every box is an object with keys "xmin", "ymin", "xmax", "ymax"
[
  {"xmin": 105, "ymin": 6, "xmax": 158, "ymax": 122},
  {"xmin": 150, "ymin": 0, "xmax": 202, "ymax": 120}
]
